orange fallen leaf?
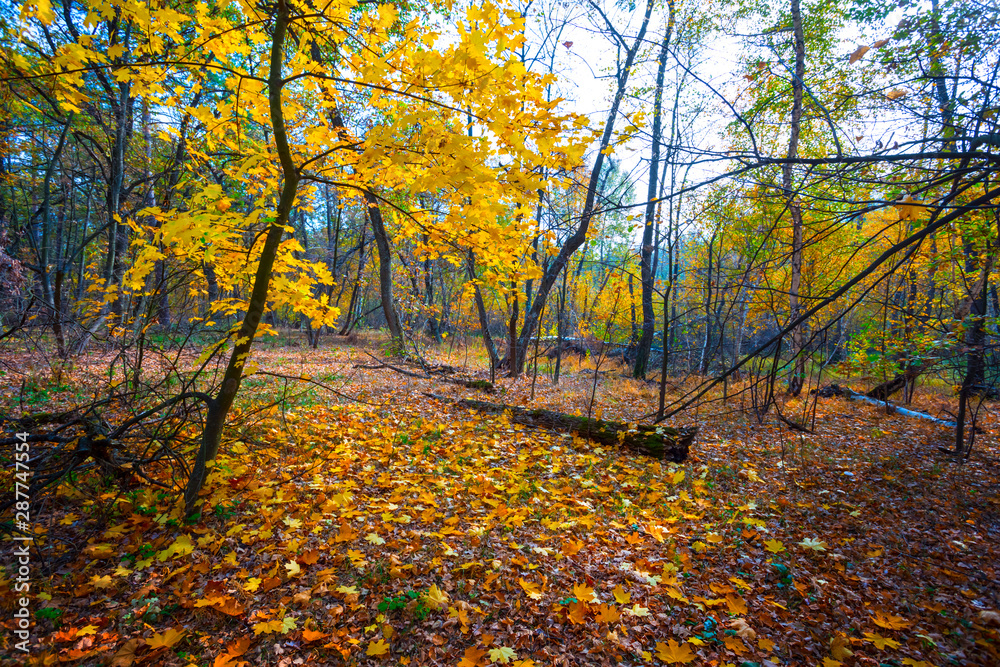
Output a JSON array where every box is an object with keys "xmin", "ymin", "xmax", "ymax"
[
  {"xmin": 302, "ymin": 629, "xmax": 327, "ymax": 643},
  {"xmin": 457, "ymin": 646, "xmax": 489, "ymax": 667},
  {"xmin": 655, "ymin": 639, "xmax": 695, "ymax": 664},
  {"xmin": 147, "ymin": 628, "xmax": 186, "ymax": 649}
]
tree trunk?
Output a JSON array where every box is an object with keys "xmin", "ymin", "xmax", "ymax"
[
  {"xmin": 39, "ymin": 120, "xmax": 71, "ymax": 309},
  {"xmin": 699, "ymin": 230, "xmax": 716, "ymax": 375},
  {"xmin": 784, "ymin": 0, "xmax": 807, "ymax": 396},
  {"xmin": 104, "ymin": 79, "xmax": 135, "ymax": 322},
  {"xmin": 554, "ymin": 267, "xmax": 568, "ymax": 384},
  {"xmin": 956, "ymin": 243, "xmax": 992, "ymax": 455},
  {"xmin": 184, "ymin": 1, "xmax": 299, "ymax": 512},
  {"xmin": 367, "ymin": 193, "xmax": 403, "ymax": 353},
  {"xmin": 139, "ymin": 99, "xmax": 169, "ymax": 328},
  {"xmin": 866, "ymin": 360, "xmax": 931, "ymax": 401},
  {"xmin": 506, "ymin": 281, "xmax": 518, "ymax": 366},
  {"xmin": 467, "ymin": 250, "xmax": 500, "ymax": 370},
  {"xmin": 635, "ymin": 2, "xmax": 673, "ymax": 379},
  {"xmin": 510, "ymin": 0, "xmax": 655, "ymax": 375},
  {"xmin": 423, "ymin": 234, "xmax": 440, "ymax": 341}
]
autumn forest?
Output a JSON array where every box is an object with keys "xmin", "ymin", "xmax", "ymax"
[{"xmin": 1, "ymin": 0, "xmax": 998, "ymax": 664}]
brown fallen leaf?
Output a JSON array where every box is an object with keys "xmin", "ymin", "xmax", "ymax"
[{"xmin": 109, "ymin": 638, "xmax": 145, "ymax": 667}]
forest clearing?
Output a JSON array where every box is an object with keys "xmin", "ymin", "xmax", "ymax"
[
  {"xmin": 1, "ymin": 335, "xmax": 998, "ymax": 666},
  {"xmin": 2, "ymin": 0, "xmax": 999, "ymax": 664}
]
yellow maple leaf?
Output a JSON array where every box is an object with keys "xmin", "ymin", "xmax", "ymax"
[
  {"xmin": 572, "ymin": 582, "xmax": 595, "ymax": 603},
  {"xmin": 561, "ymin": 540, "xmax": 583, "ymax": 556},
  {"xmin": 612, "ymin": 585, "xmax": 631, "ymax": 605},
  {"xmin": 655, "ymin": 639, "xmax": 695, "ymax": 664},
  {"xmin": 91, "ymin": 575, "xmax": 114, "ymax": 589},
  {"xmin": 872, "ymin": 611, "xmax": 912, "ymax": 630},
  {"xmin": 367, "ymin": 639, "xmax": 390, "ymax": 656},
  {"xmin": 489, "ymin": 646, "xmax": 517, "ymax": 664},
  {"xmin": 863, "ymin": 632, "xmax": 901, "ymax": 649},
  {"xmin": 148, "ymin": 628, "xmax": 186, "ymax": 649},
  {"xmin": 425, "ymin": 584, "xmax": 449, "ymax": 609},
  {"xmin": 253, "ymin": 620, "xmax": 280, "ymax": 635},
  {"xmin": 626, "ymin": 604, "xmax": 650, "ymax": 617},
  {"xmin": 157, "ymin": 534, "xmax": 194, "ymax": 561},
  {"xmin": 77, "ymin": 625, "xmax": 99, "ymax": 637},
  {"xmin": 595, "ymin": 604, "xmax": 621, "ymax": 623},
  {"xmin": 763, "ymin": 539, "xmax": 785, "ymax": 553},
  {"xmin": 665, "ymin": 586, "xmax": 687, "ymax": 602},
  {"xmin": 243, "ymin": 577, "xmax": 261, "ymax": 592},
  {"xmin": 458, "ymin": 646, "xmax": 489, "ymax": 667},
  {"xmin": 519, "ymin": 579, "xmax": 542, "ymax": 600},
  {"xmin": 830, "ymin": 634, "xmax": 854, "ymax": 660},
  {"xmin": 284, "ymin": 560, "xmax": 301, "ymax": 577},
  {"xmin": 725, "ymin": 595, "xmax": 748, "ymax": 615}
]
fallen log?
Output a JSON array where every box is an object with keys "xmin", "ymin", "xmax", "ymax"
[
  {"xmin": 429, "ymin": 394, "xmax": 696, "ymax": 461},
  {"xmin": 814, "ymin": 384, "xmax": 957, "ymax": 427},
  {"xmin": 355, "ymin": 354, "xmax": 494, "ymax": 392},
  {"xmin": 866, "ymin": 361, "xmax": 932, "ymax": 401}
]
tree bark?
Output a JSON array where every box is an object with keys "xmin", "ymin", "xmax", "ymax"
[
  {"xmin": 784, "ymin": 0, "xmax": 807, "ymax": 396},
  {"xmin": 367, "ymin": 193, "xmax": 403, "ymax": 353},
  {"xmin": 510, "ymin": 0, "xmax": 655, "ymax": 375},
  {"xmin": 184, "ymin": 1, "xmax": 299, "ymax": 512},
  {"xmin": 699, "ymin": 230, "xmax": 716, "ymax": 374},
  {"xmin": 444, "ymin": 397, "xmax": 696, "ymax": 461},
  {"xmin": 635, "ymin": 2, "xmax": 673, "ymax": 379},
  {"xmin": 467, "ymin": 250, "xmax": 501, "ymax": 370},
  {"xmin": 39, "ymin": 119, "xmax": 71, "ymax": 309},
  {"xmin": 866, "ymin": 360, "xmax": 931, "ymax": 401},
  {"xmin": 103, "ymin": 78, "xmax": 135, "ymax": 322}
]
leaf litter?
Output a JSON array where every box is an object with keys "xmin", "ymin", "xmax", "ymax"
[{"xmin": 2, "ymin": 340, "xmax": 999, "ymax": 666}]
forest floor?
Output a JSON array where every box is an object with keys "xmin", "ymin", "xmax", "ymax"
[{"xmin": 2, "ymin": 333, "xmax": 999, "ymax": 666}]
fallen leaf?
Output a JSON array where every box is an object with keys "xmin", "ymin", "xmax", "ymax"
[
  {"xmin": 367, "ymin": 638, "xmax": 390, "ymax": 656},
  {"xmin": 147, "ymin": 628, "xmax": 186, "ymax": 649},
  {"xmin": 872, "ymin": 611, "xmax": 912, "ymax": 630},
  {"xmin": 458, "ymin": 646, "xmax": 489, "ymax": 667},
  {"xmin": 109, "ymin": 638, "xmax": 144, "ymax": 667},
  {"xmin": 763, "ymin": 539, "xmax": 785, "ymax": 553},
  {"xmin": 798, "ymin": 537, "xmax": 827, "ymax": 552},
  {"xmin": 489, "ymin": 646, "xmax": 517, "ymax": 664},
  {"xmin": 863, "ymin": 632, "xmax": 901, "ymax": 649},
  {"xmin": 655, "ymin": 639, "xmax": 695, "ymax": 664}
]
